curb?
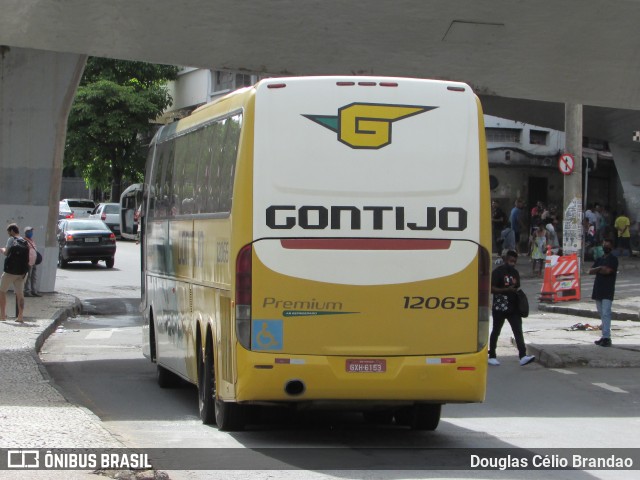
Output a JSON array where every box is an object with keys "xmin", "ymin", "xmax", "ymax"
[
  {"xmin": 34, "ymin": 296, "xmax": 82, "ymax": 353},
  {"xmin": 32, "ymin": 295, "xmax": 83, "ymax": 397},
  {"xmin": 525, "ymin": 343, "xmax": 564, "ymax": 368},
  {"xmin": 509, "ymin": 337, "xmax": 565, "ymax": 368},
  {"xmin": 537, "ymin": 303, "xmax": 640, "ymax": 321}
]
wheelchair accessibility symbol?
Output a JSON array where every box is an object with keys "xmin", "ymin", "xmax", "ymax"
[{"xmin": 252, "ymin": 320, "xmax": 283, "ymax": 351}]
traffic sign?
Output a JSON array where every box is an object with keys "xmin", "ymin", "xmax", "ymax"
[{"xmin": 558, "ymin": 153, "xmax": 575, "ymax": 175}]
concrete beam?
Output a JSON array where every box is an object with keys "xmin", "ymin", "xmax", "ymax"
[{"xmin": 0, "ymin": 47, "xmax": 86, "ymax": 292}]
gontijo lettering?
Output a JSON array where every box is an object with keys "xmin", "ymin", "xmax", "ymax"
[{"xmin": 266, "ymin": 205, "xmax": 468, "ymax": 231}]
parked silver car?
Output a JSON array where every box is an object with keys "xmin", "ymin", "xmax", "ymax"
[{"xmin": 90, "ymin": 203, "xmax": 121, "ymax": 235}]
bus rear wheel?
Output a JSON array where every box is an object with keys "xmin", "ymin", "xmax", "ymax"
[
  {"xmin": 198, "ymin": 340, "xmax": 216, "ymax": 424},
  {"xmin": 215, "ymin": 397, "xmax": 246, "ymax": 432},
  {"xmin": 394, "ymin": 404, "xmax": 441, "ymax": 431}
]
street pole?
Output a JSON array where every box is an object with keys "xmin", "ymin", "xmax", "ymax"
[
  {"xmin": 582, "ymin": 161, "xmax": 590, "ymax": 264},
  {"xmin": 562, "ymin": 103, "xmax": 583, "ymax": 258}
]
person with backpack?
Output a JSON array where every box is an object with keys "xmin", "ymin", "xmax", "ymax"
[
  {"xmin": 23, "ymin": 226, "xmax": 41, "ymax": 297},
  {"xmin": 0, "ymin": 223, "xmax": 30, "ymax": 322},
  {"xmin": 488, "ymin": 250, "xmax": 536, "ymax": 367}
]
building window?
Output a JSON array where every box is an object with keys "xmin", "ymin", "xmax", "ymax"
[
  {"xmin": 486, "ymin": 127, "xmax": 521, "ymax": 143},
  {"xmin": 235, "ymin": 74, "xmax": 253, "ymax": 88},
  {"xmin": 529, "ymin": 129, "xmax": 548, "ymax": 145},
  {"xmin": 214, "ymin": 71, "xmax": 235, "ymax": 92}
]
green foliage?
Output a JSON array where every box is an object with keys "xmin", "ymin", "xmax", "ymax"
[{"xmin": 65, "ymin": 57, "xmax": 178, "ymax": 200}]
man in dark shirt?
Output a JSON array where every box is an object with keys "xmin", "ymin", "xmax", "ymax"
[
  {"xmin": 488, "ymin": 250, "xmax": 535, "ymax": 366},
  {"xmin": 509, "ymin": 199, "xmax": 524, "ymax": 253},
  {"xmin": 491, "ymin": 200, "xmax": 506, "ymax": 253},
  {"xmin": 588, "ymin": 238, "xmax": 618, "ymax": 347}
]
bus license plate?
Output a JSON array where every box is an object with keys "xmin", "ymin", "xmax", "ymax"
[
  {"xmin": 346, "ymin": 359, "xmax": 386, "ymax": 373},
  {"xmin": 84, "ymin": 237, "xmax": 99, "ymax": 243}
]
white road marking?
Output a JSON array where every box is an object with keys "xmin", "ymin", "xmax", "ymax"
[
  {"xmin": 85, "ymin": 330, "xmax": 114, "ymax": 340},
  {"xmin": 592, "ymin": 382, "xmax": 628, "ymax": 393},
  {"xmin": 66, "ymin": 344, "xmax": 138, "ymax": 349},
  {"xmin": 549, "ymin": 368, "xmax": 577, "ymax": 375}
]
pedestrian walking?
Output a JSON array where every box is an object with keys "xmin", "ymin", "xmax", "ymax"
[
  {"xmin": 588, "ymin": 238, "xmax": 618, "ymax": 347},
  {"xmin": 0, "ymin": 224, "xmax": 29, "ymax": 322},
  {"xmin": 488, "ymin": 250, "xmax": 536, "ymax": 366},
  {"xmin": 23, "ymin": 226, "xmax": 41, "ymax": 297}
]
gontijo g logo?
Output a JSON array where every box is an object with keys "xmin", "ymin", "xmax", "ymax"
[{"xmin": 303, "ymin": 103, "xmax": 436, "ymax": 149}]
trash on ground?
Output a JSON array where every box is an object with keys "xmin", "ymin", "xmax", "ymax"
[{"xmin": 567, "ymin": 323, "xmax": 600, "ymax": 331}]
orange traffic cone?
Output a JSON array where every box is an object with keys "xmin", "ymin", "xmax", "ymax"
[{"xmin": 539, "ymin": 245, "xmax": 555, "ymax": 302}]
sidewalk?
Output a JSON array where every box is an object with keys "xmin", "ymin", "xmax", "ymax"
[
  {"xmin": 0, "ymin": 292, "xmax": 123, "ymax": 479},
  {"xmin": 516, "ymin": 254, "xmax": 640, "ymax": 368}
]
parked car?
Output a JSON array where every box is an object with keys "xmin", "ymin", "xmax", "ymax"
[
  {"xmin": 90, "ymin": 203, "xmax": 121, "ymax": 235},
  {"xmin": 59, "ymin": 198, "xmax": 96, "ymax": 220},
  {"xmin": 57, "ymin": 219, "xmax": 116, "ymax": 268}
]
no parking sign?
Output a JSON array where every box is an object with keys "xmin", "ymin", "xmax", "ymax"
[{"xmin": 558, "ymin": 153, "xmax": 575, "ymax": 175}]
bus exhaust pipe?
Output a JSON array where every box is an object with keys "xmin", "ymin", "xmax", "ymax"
[{"xmin": 284, "ymin": 380, "xmax": 305, "ymax": 396}]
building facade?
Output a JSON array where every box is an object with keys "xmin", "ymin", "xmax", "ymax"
[{"xmin": 485, "ymin": 115, "xmax": 620, "ymax": 223}]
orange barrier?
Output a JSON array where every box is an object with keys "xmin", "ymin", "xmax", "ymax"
[
  {"xmin": 540, "ymin": 246, "xmax": 555, "ymax": 302},
  {"xmin": 539, "ymin": 247, "xmax": 581, "ymax": 302}
]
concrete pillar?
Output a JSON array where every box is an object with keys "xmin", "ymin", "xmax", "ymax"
[
  {"xmin": 0, "ymin": 46, "xmax": 86, "ymax": 292},
  {"xmin": 609, "ymin": 144, "xmax": 640, "ymax": 222},
  {"xmin": 562, "ymin": 103, "xmax": 583, "ymax": 255}
]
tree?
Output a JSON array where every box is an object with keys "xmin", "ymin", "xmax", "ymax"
[{"xmin": 65, "ymin": 58, "xmax": 178, "ymax": 201}]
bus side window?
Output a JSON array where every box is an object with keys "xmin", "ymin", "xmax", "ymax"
[
  {"xmin": 219, "ymin": 114, "xmax": 242, "ymax": 213},
  {"xmin": 206, "ymin": 119, "xmax": 228, "ymax": 214}
]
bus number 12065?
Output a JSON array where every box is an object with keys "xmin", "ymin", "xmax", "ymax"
[{"xmin": 403, "ymin": 296, "xmax": 470, "ymax": 310}]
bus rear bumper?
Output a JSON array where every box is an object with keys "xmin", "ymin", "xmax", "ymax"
[{"xmin": 234, "ymin": 349, "xmax": 487, "ymax": 405}]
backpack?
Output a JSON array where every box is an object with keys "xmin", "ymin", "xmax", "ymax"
[{"xmin": 4, "ymin": 237, "xmax": 30, "ymax": 275}]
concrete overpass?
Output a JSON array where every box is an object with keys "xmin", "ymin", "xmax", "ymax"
[{"xmin": 1, "ymin": 0, "xmax": 640, "ymax": 291}]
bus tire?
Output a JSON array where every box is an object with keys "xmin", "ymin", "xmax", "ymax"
[
  {"xmin": 215, "ymin": 397, "xmax": 246, "ymax": 432},
  {"xmin": 198, "ymin": 339, "xmax": 216, "ymax": 425},
  {"xmin": 394, "ymin": 404, "xmax": 441, "ymax": 430},
  {"xmin": 411, "ymin": 404, "xmax": 441, "ymax": 431},
  {"xmin": 156, "ymin": 365, "xmax": 180, "ymax": 389},
  {"xmin": 393, "ymin": 407, "xmax": 411, "ymax": 426}
]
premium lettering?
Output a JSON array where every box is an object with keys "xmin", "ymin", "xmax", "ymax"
[{"xmin": 263, "ymin": 297, "xmax": 343, "ymax": 311}]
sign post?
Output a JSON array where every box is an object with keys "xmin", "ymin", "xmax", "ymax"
[{"xmin": 562, "ymin": 104, "xmax": 583, "ymax": 259}]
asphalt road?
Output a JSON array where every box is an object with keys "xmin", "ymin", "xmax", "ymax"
[{"xmin": 40, "ymin": 242, "xmax": 640, "ymax": 479}]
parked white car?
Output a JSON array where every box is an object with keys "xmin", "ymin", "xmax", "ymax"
[
  {"xmin": 90, "ymin": 203, "xmax": 121, "ymax": 235},
  {"xmin": 59, "ymin": 198, "xmax": 96, "ymax": 220}
]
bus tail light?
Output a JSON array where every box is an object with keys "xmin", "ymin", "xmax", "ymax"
[
  {"xmin": 235, "ymin": 244, "xmax": 252, "ymax": 349},
  {"xmin": 477, "ymin": 246, "xmax": 491, "ymax": 351}
]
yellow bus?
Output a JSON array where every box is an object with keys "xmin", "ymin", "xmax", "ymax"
[{"xmin": 141, "ymin": 76, "xmax": 491, "ymax": 431}]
